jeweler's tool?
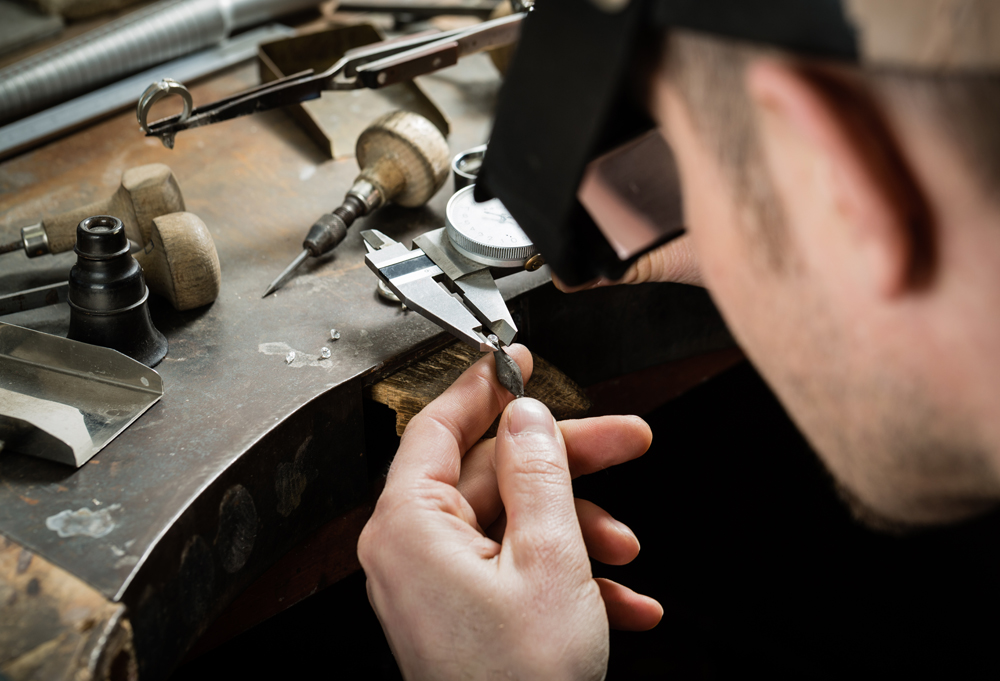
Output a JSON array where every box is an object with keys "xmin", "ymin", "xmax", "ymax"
[
  {"xmin": 489, "ymin": 334, "xmax": 525, "ymax": 398},
  {"xmin": 0, "ymin": 212, "xmax": 220, "ymax": 315},
  {"xmin": 134, "ymin": 212, "xmax": 222, "ymax": 311},
  {"xmin": 363, "ymin": 183, "xmax": 544, "ymax": 365},
  {"xmin": 0, "ymin": 321, "xmax": 163, "ymax": 468},
  {"xmin": 262, "ymin": 110, "xmax": 450, "ymax": 297},
  {"xmin": 138, "ymin": 13, "xmax": 524, "ymax": 148},
  {"xmin": 0, "ymin": 164, "xmax": 184, "ymax": 258}
]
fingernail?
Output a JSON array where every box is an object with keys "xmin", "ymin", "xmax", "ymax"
[
  {"xmin": 614, "ymin": 520, "xmax": 640, "ymax": 551},
  {"xmin": 508, "ymin": 398, "xmax": 556, "ymax": 437}
]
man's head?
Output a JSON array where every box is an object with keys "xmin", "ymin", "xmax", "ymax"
[
  {"xmin": 481, "ymin": 0, "xmax": 1000, "ymax": 529},
  {"xmin": 650, "ymin": 29, "xmax": 1000, "ymax": 528}
]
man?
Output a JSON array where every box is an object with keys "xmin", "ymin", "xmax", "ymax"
[{"xmin": 359, "ymin": 0, "xmax": 1000, "ymax": 677}]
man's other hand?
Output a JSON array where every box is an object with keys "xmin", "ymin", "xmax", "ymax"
[
  {"xmin": 358, "ymin": 345, "xmax": 661, "ymax": 680},
  {"xmin": 555, "ymin": 234, "xmax": 704, "ymax": 291}
]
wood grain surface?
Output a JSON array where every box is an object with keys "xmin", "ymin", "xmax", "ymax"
[
  {"xmin": 134, "ymin": 212, "xmax": 222, "ymax": 311},
  {"xmin": 0, "ymin": 535, "xmax": 136, "ymax": 681},
  {"xmin": 43, "ymin": 163, "xmax": 185, "ymax": 254},
  {"xmin": 369, "ymin": 339, "xmax": 592, "ymax": 436}
]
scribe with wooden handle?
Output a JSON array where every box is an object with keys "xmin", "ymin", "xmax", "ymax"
[{"xmin": 262, "ymin": 110, "xmax": 450, "ymax": 297}]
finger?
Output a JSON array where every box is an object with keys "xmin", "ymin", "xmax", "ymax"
[
  {"xmin": 554, "ymin": 236, "xmax": 701, "ymax": 290},
  {"xmin": 388, "ymin": 344, "xmax": 534, "ymax": 488},
  {"xmin": 617, "ymin": 234, "xmax": 703, "ymax": 287},
  {"xmin": 456, "ymin": 437, "xmax": 502, "ymax": 524},
  {"xmin": 562, "ymin": 416, "xmax": 652, "ymax": 478},
  {"xmin": 576, "ymin": 499, "xmax": 640, "ymax": 566},
  {"xmin": 595, "ymin": 578, "xmax": 663, "ymax": 632},
  {"xmin": 486, "ymin": 500, "xmax": 640, "ymax": 567},
  {"xmin": 494, "ymin": 398, "xmax": 586, "ymax": 566},
  {"xmin": 457, "ymin": 415, "xmax": 652, "ymax": 528},
  {"xmin": 485, "ymin": 508, "xmax": 506, "ymax": 543},
  {"xmin": 552, "ymin": 273, "xmax": 611, "ymax": 293}
]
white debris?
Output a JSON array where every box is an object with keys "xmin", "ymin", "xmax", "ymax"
[{"xmin": 285, "ymin": 351, "xmax": 296, "ymax": 365}]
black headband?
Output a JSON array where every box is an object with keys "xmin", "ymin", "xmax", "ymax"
[{"xmin": 476, "ymin": 0, "xmax": 860, "ymax": 285}]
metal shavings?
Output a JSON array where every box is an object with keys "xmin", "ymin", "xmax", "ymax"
[
  {"xmin": 488, "ymin": 334, "xmax": 524, "ymax": 399},
  {"xmin": 330, "ymin": 329, "xmax": 341, "ymax": 341},
  {"xmin": 285, "ymin": 351, "xmax": 295, "ymax": 365},
  {"xmin": 320, "ymin": 347, "xmax": 331, "ymax": 359}
]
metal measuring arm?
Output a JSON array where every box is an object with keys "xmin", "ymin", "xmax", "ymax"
[{"xmin": 362, "ymin": 228, "xmax": 518, "ymax": 353}]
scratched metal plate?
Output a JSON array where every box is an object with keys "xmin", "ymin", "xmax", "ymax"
[{"xmin": 0, "ymin": 321, "xmax": 164, "ymax": 467}]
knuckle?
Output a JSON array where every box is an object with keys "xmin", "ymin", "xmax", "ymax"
[
  {"xmin": 471, "ymin": 367, "xmax": 507, "ymax": 415},
  {"xmin": 514, "ymin": 520, "xmax": 584, "ymax": 569},
  {"xmin": 356, "ymin": 520, "xmax": 380, "ymax": 569},
  {"xmin": 513, "ymin": 453, "xmax": 570, "ymax": 482}
]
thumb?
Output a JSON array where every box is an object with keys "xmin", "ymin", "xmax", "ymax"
[{"xmin": 495, "ymin": 398, "xmax": 586, "ymax": 568}]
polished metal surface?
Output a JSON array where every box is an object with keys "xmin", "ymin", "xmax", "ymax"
[
  {"xmin": 19, "ymin": 222, "xmax": 48, "ymax": 257},
  {"xmin": 0, "ymin": 322, "xmax": 163, "ymax": 467},
  {"xmin": 0, "ymin": 0, "xmax": 317, "ymax": 124},
  {"xmin": 261, "ymin": 248, "xmax": 309, "ymax": 298},
  {"xmin": 451, "ymin": 144, "xmax": 486, "ymax": 190},
  {"xmin": 445, "ymin": 185, "xmax": 535, "ymax": 267},
  {"xmin": 364, "ymin": 226, "xmax": 519, "ymax": 351},
  {"xmin": 137, "ymin": 79, "xmax": 194, "ymax": 136}
]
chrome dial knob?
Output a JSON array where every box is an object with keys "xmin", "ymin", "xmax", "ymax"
[{"xmin": 445, "ymin": 185, "xmax": 536, "ymax": 268}]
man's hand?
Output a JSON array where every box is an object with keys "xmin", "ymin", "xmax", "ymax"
[
  {"xmin": 358, "ymin": 346, "xmax": 661, "ymax": 680},
  {"xmin": 555, "ymin": 234, "xmax": 704, "ymax": 291}
]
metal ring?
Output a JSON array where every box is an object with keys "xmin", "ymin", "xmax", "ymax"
[
  {"xmin": 136, "ymin": 79, "xmax": 192, "ymax": 134},
  {"xmin": 451, "ymin": 144, "xmax": 487, "ymax": 192}
]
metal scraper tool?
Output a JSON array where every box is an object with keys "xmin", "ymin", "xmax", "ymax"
[{"xmin": 0, "ymin": 322, "xmax": 163, "ymax": 467}]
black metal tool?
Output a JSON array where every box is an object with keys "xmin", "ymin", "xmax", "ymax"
[
  {"xmin": 489, "ymin": 334, "xmax": 525, "ymax": 398},
  {"xmin": 138, "ymin": 13, "xmax": 524, "ymax": 149}
]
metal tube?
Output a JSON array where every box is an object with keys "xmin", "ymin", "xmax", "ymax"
[{"xmin": 0, "ymin": 0, "xmax": 320, "ymax": 125}]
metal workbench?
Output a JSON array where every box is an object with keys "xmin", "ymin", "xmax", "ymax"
[{"xmin": 0, "ymin": 35, "xmax": 733, "ymax": 680}]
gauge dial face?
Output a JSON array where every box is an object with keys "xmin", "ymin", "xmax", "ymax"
[{"xmin": 445, "ymin": 186, "xmax": 535, "ymax": 267}]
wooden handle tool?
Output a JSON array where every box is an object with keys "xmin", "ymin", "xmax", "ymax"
[
  {"xmin": 262, "ymin": 110, "xmax": 450, "ymax": 297},
  {"xmin": 2, "ymin": 164, "xmax": 185, "ymax": 257},
  {"xmin": 134, "ymin": 212, "xmax": 222, "ymax": 311}
]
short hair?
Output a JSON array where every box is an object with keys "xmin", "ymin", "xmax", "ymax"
[{"xmin": 661, "ymin": 30, "xmax": 1000, "ymax": 267}]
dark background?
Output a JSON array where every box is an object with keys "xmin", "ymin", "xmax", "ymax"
[{"xmin": 174, "ymin": 362, "xmax": 1000, "ymax": 680}]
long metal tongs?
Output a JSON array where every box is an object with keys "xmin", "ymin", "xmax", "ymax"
[{"xmin": 139, "ymin": 13, "xmax": 525, "ymax": 149}]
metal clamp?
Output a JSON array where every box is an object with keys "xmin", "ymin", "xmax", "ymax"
[{"xmin": 136, "ymin": 79, "xmax": 193, "ymax": 134}]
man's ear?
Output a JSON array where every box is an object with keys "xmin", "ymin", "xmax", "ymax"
[{"xmin": 746, "ymin": 59, "xmax": 930, "ymax": 298}]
